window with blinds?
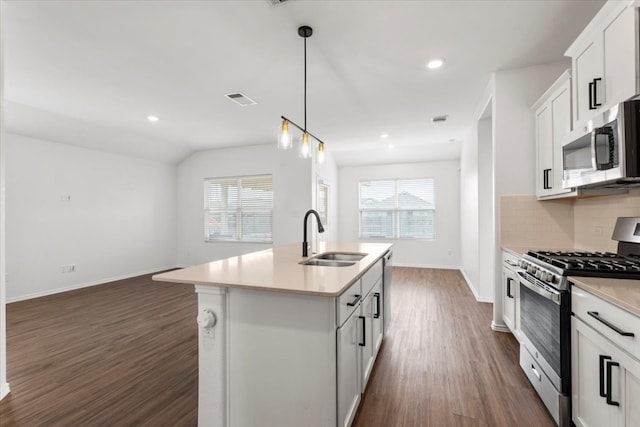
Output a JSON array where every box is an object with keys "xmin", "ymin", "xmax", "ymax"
[
  {"xmin": 204, "ymin": 175, "xmax": 273, "ymax": 243},
  {"xmin": 359, "ymin": 178, "xmax": 435, "ymax": 240}
]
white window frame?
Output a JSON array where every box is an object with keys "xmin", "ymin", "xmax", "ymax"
[
  {"xmin": 204, "ymin": 174, "xmax": 273, "ymax": 243},
  {"xmin": 358, "ymin": 178, "xmax": 435, "ymax": 240}
]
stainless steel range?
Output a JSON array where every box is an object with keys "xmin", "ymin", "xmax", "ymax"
[{"xmin": 517, "ymin": 217, "xmax": 640, "ymax": 427}]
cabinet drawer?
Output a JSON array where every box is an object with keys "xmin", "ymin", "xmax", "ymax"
[
  {"xmin": 572, "ymin": 286, "xmax": 640, "ymax": 360},
  {"xmin": 503, "ymin": 251, "xmax": 520, "ymax": 269},
  {"xmin": 337, "ymin": 279, "xmax": 362, "ymax": 327},
  {"xmin": 361, "ymin": 259, "xmax": 383, "ymax": 297}
]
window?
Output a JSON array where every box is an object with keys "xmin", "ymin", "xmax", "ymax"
[
  {"xmin": 204, "ymin": 175, "xmax": 273, "ymax": 243},
  {"xmin": 359, "ymin": 178, "xmax": 435, "ymax": 240}
]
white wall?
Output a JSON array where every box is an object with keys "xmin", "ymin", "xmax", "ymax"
[
  {"xmin": 338, "ymin": 160, "xmax": 460, "ymax": 268},
  {"xmin": 5, "ymin": 133, "xmax": 178, "ymax": 301},
  {"xmin": 477, "ymin": 114, "xmax": 495, "ymax": 303},
  {"xmin": 461, "ymin": 62, "xmax": 569, "ymax": 311},
  {"xmin": 176, "ymin": 144, "xmax": 314, "ymax": 266},
  {"xmin": 460, "ymin": 77, "xmax": 492, "ymax": 301},
  {"xmin": 312, "ymin": 152, "xmax": 339, "ymax": 242},
  {"xmin": 0, "ymin": 0, "xmax": 8, "ymax": 400}
]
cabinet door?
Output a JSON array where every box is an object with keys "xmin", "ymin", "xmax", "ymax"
[
  {"xmin": 572, "ymin": 317, "xmax": 615, "ymax": 427},
  {"xmin": 360, "ymin": 294, "xmax": 375, "ymax": 392},
  {"xmin": 573, "ymin": 39, "xmax": 603, "ymax": 126},
  {"xmin": 502, "ymin": 268, "xmax": 516, "ymax": 332},
  {"xmin": 337, "ymin": 312, "xmax": 361, "ymax": 427},
  {"xmin": 550, "ymin": 79, "xmax": 571, "ymax": 194},
  {"xmin": 535, "ymin": 103, "xmax": 553, "ymax": 197},
  {"xmin": 603, "ymin": 6, "xmax": 638, "ymax": 109},
  {"xmin": 371, "ymin": 280, "xmax": 384, "ymax": 355},
  {"xmin": 621, "ymin": 359, "xmax": 640, "ymax": 427}
]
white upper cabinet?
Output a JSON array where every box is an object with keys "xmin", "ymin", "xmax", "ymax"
[
  {"xmin": 532, "ymin": 70, "xmax": 574, "ymax": 199},
  {"xmin": 566, "ymin": 2, "xmax": 639, "ymax": 129}
]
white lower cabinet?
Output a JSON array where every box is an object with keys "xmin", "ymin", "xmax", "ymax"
[
  {"xmin": 502, "ymin": 251, "xmax": 520, "ymax": 339},
  {"xmin": 336, "ymin": 260, "xmax": 386, "ymax": 427},
  {"xmin": 572, "ymin": 292, "xmax": 640, "ymax": 427},
  {"xmin": 337, "ymin": 309, "xmax": 361, "ymax": 427}
]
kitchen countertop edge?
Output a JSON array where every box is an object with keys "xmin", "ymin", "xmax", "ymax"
[
  {"xmin": 152, "ymin": 242, "xmax": 392, "ymax": 297},
  {"xmin": 570, "ymin": 276, "xmax": 640, "ymax": 318}
]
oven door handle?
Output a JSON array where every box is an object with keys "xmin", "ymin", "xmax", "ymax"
[{"xmin": 517, "ymin": 271, "xmax": 561, "ymax": 305}]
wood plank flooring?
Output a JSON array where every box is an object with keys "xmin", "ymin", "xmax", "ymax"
[
  {"xmin": 0, "ymin": 267, "xmax": 555, "ymax": 426},
  {"xmin": 353, "ymin": 268, "xmax": 555, "ymax": 427}
]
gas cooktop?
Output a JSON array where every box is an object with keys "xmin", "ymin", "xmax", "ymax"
[{"xmin": 525, "ymin": 250, "xmax": 640, "ymax": 277}]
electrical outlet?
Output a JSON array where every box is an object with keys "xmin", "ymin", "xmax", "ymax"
[{"xmin": 60, "ymin": 264, "xmax": 76, "ymax": 273}]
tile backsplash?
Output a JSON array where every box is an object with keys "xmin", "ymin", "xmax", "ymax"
[{"xmin": 501, "ymin": 188, "xmax": 640, "ymax": 251}]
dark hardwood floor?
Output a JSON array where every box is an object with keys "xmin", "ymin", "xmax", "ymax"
[{"xmin": 0, "ymin": 267, "xmax": 555, "ymax": 426}]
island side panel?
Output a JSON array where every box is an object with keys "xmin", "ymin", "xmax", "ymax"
[
  {"xmin": 194, "ymin": 285, "xmax": 229, "ymax": 427},
  {"xmin": 227, "ymin": 288, "xmax": 337, "ymax": 427}
]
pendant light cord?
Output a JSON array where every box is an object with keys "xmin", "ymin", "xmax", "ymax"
[{"xmin": 303, "ymin": 36, "xmax": 307, "ymax": 132}]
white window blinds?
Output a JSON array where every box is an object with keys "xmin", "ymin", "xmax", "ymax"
[
  {"xmin": 359, "ymin": 178, "xmax": 435, "ymax": 240},
  {"xmin": 204, "ymin": 175, "xmax": 273, "ymax": 243}
]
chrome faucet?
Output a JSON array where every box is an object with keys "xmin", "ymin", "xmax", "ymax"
[{"xmin": 302, "ymin": 209, "xmax": 325, "ymax": 257}]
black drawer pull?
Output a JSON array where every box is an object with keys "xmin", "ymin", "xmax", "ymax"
[
  {"xmin": 605, "ymin": 360, "xmax": 620, "ymax": 406},
  {"xmin": 599, "ymin": 355, "xmax": 611, "ymax": 398},
  {"xmin": 588, "ymin": 311, "xmax": 635, "ymax": 337},
  {"xmin": 373, "ymin": 292, "xmax": 381, "ymax": 319},
  {"xmin": 359, "ymin": 316, "xmax": 366, "ymax": 347},
  {"xmin": 506, "ymin": 277, "xmax": 514, "ymax": 299},
  {"xmin": 346, "ymin": 294, "xmax": 361, "ymax": 307}
]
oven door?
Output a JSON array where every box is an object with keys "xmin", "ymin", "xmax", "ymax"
[{"xmin": 518, "ymin": 271, "xmax": 570, "ymax": 394}]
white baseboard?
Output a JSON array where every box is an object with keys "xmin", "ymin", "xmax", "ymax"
[
  {"xmin": 0, "ymin": 382, "xmax": 10, "ymax": 400},
  {"xmin": 491, "ymin": 321, "xmax": 511, "ymax": 333},
  {"xmin": 6, "ymin": 265, "xmax": 178, "ymax": 303},
  {"xmin": 459, "ymin": 268, "xmax": 493, "ymax": 303}
]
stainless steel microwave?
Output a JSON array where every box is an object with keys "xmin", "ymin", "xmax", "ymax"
[{"xmin": 562, "ymin": 100, "xmax": 640, "ymax": 189}]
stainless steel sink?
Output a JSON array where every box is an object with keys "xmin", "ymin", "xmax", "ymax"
[
  {"xmin": 300, "ymin": 259, "xmax": 356, "ymax": 267},
  {"xmin": 313, "ymin": 252, "xmax": 367, "ymax": 262}
]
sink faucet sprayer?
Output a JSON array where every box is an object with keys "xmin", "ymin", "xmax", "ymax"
[{"xmin": 302, "ymin": 209, "xmax": 325, "ymax": 257}]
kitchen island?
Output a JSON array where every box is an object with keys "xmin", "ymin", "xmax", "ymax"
[{"xmin": 153, "ymin": 242, "xmax": 392, "ymax": 427}]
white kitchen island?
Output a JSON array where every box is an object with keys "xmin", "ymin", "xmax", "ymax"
[{"xmin": 153, "ymin": 242, "xmax": 392, "ymax": 427}]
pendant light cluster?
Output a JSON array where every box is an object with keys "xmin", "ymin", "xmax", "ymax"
[{"xmin": 277, "ymin": 25, "xmax": 326, "ymax": 165}]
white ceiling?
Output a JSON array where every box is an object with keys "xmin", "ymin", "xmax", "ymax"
[{"xmin": 3, "ymin": 0, "xmax": 606, "ymax": 166}]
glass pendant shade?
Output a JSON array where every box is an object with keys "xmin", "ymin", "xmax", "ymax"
[
  {"xmin": 298, "ymin": 132, "xmax": 311, "ymax": 159},
  {"xmin": 277, "ymin": 120, "xmax": 293, "ymax": 149},
  {"xmin": 317, "ymin": 142, "xmax": 325, "ymax": 164}
]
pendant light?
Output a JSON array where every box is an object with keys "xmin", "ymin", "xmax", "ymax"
[{"xmin": 278, "ymin": 25, "xmax": 327, "ymax": 164}]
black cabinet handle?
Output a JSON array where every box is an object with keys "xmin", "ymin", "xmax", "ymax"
[
  {"xmin": 605, "ymin": 360, "xmax": 620, "ymax": 406},
  {"xmin": 543, "ymin": 168, "xmax": 551, "ymax": 190},
  {"xmin": 588, "ymin": 311, "xmax": 635, "ymax": 337},
  {"xmin": 359, "ymin": 316, "xmax": 366, "ymax": 347},
  {"xmin": 593, "ymin": 78, "xmax": 602, "ymax": 107},
  {"xmin": 506, "ymin": 277, "xmax": 514, "ymax": 299},
  {"xmin": 347, "ymin": 294, "xmax": 361, "ymax": 307},
  {"xmin": 599, "ymin": 355, "xmax": 612, "ymax": 397},
  {"xmin": 373, "ymin": 292, "xmax": 381, "ymax": 319},
  {"xmin": 589, "ymin": 81, "xmax": 596, "ymax": 110}
]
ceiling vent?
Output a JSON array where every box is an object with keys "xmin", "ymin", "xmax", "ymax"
[
  {"xmin": 431, "ymin": 115, "xmax": 448, "ymax": 123},
  {"xmin": 225, "ymin": 92, "xmax": 257, "ymax": 106}
]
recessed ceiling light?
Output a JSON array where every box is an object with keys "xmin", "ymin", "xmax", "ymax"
[
  {"xmin": 380, "ymin": 133, "xmax": 389, "ymax": 138},
  {"xmin": 426, "ymin": 58, "xmax": 445, "ymax": 69},
  {"xmin": 147, "ymin": 115, "xmax": 159, "ymax": 122},
  {"xmin": 387, "ymin": 144, "xmax": 395, "ymax": 149}
]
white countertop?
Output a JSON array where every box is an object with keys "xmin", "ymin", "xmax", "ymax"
[
  {"xmin": 570, "ymin": 276, "xmax": 640, "ymax": 317},
  {"xmin": 153, "ymin": 242, "xmax": 392, "ymax": 297}
]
